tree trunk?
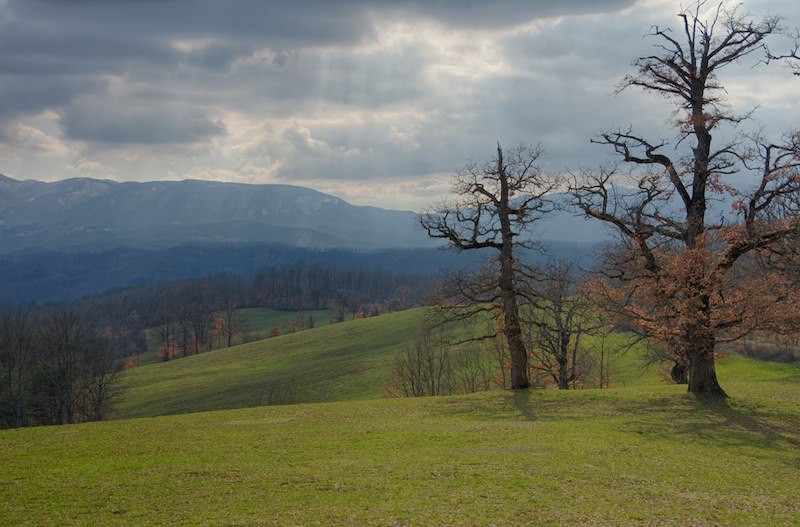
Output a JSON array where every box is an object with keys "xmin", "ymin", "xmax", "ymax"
[
  {"xmin": 557, "ymin": 358, "xmax": 569, "ymax": 390},
  {"xmin": 500, "ymin": 248, "xmax": 529, "ymax": 389},
  {"xmin": 686, "ymin": 337, "xmax": 727, "ymax": 398},
  {"xmin": 504, "ymin": 300, "xmax": 530, "ymax": 390}
]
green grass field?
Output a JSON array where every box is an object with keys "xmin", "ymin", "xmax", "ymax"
[
  {"xmin": 114, "ymin": 309, "xmax": 661, "ymax": 420},
  {"xmin": 114, "ymin": 309, "xmax": 423, "ymax": 419},
  {"xmin": 3, "ymin": 310, "xmax": 799, "ymax": 525},
  {"xmin": 2, "ymin": 361, "xmax": 799, "ymax": 526},
  {"xmin": 137, "ymin": 308, "xmax": 332, "ymax": 366}
]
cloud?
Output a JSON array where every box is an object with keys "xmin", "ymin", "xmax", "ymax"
[
  {"xmin": 0, "ymin": 122, "xmax": 69, "ymax": 157},
  {"xmin": 59, "ymin": 100, "xmax": 226, "ymax": 145},
  {"xmin": 67, "ymin": 159, "xmax": 107, "ymax": 173},
  {"xmin": 0, "ymin": 0, "xmax": 797, "ymax": 212},
  {"xmin": 390, "ymin": 0, "xmax": 636, "ymax": 28}
]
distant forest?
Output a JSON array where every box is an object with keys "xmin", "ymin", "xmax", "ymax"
[
  {"xmin": 0, "ymin": 260, "xmax": 437, "ymax": 428},
  {"xmin": 0, "ymin": 241, "xmax": 597, "ymax": 305}
]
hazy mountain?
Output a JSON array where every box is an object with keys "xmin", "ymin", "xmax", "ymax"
[
  {"xmin": 0, "ymin": 174, "xmax": 610, "ymax": 305},
  {"xmin": 0, "ymin": 175, "xmax": 437, "ymax": 253},
  {"xmin": 0, "ymin": 174, "xmax": 613, "ymax": 254}
]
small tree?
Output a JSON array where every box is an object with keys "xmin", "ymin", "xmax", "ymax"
[
  {"xmin": 421, "ymin": 143, "xmax": 559, "ymax": 390},
  {"xmin": 570, "ymin": 2, "xmax": 800, "ymax": 397},
  {"xmin": 79, "ymin": 332, "xmax": 121, "ymax": 422},
  {"xmin": 526, "ymin": 262, "xmax": 597, "ymax": 389},
  {"xmin": 390, "ymin": 323, "xmax": 453, "ymax": 397},
  {"xmin": 452, "ymin": 344, "xmax": 494, "ymax": 393}
]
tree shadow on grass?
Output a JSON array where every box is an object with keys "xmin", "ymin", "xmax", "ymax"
[
  {"xmin": 506, "ymin": 389, "xmax": 535, "ymax": 420},
  {"xmin": 432, "ymin": 389, "xmax": 549, "ymax": 423},
  {"xmin": 433, "ymin": 388, "xmax": 605, "ymax": 422},
  {"xmin": 433, "ymin": 388, "xmax": 800, "ymax": 456},
  {"xmin": 614, "ymin": 394, "xmax": 800, "ymax": 455}
]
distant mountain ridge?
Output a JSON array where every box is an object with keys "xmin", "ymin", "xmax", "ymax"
[
  {"xmin": 0, "ymin": 174, "xmax": 610, "ymax": 305},
  {"xmin": 0, "ymin": 175, "xmax": 434, "ymax": 253},
  {"xmin": 0, "ymin": 174, "xmax": 613, "ymax": 255}
]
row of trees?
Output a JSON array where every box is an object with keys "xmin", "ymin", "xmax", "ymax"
[
  {"xmin": 389, "ymin": 294, "xmax": 619, "ymax": 398},
  {"xmin": 0, "ymin": 309, "xmax": 119, "ymax": 428},
  {"xmin": 68, "ymin": 263, "xmax": 435, "ymax": 363},
  {"xmin": 422, "ymin": 2, "xmax": 800, "ymax": 398}
]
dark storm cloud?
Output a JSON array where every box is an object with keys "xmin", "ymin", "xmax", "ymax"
[
  {"xmin": 0, "ymin": 76, "xmax": 106, "ymax": 120},
  {"xmin": 60, "ymin": 101, "xmax": 226, "ymax": 145},
  {"xmin": 5, "ymin": 1, "xmax": 375, "ymax": 50},
  {"xmin": 0, "ymin": 0, "xmax": 371, "ymax": 131},
  {"xmin": 184, "ymin": 43, "xmax": 257, "ymax": 73},
  {"xmin": 392, "ymin": 0, "xmax": 636, "ymax": 28},
  {"xmin": 1, "ymin": 0, "xmax": 637, "ymax": 81},
  {"xmin": 0, "ymin": 0, "xmax": 635, "ymax": 135}
]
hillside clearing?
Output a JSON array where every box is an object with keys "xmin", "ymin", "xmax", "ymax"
[
  {"xmin": 113, "ymin": 310, "xmax": 424, "ymax": 418},
  {"xmin": 114, "ymin": 308, "xmax": 664, "ymax": 420}
]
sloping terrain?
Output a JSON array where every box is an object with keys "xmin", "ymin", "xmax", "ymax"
[
  {"xmin": 114, "ymin": 306, "xmax": 759, "ymax": 421},
  {"xmin": 2, "ymin": 359, "xmax": 798, "ymax": 526},
  {"xmin": 113, "ymin": 309, "xmax": 425, "ymax": 418}
]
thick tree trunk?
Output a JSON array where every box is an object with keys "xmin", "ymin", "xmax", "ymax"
[
  {"xmin": 686, "ymin": 335, "xmax": 727, "ymax": 398},
  {"xmin": 504, "ymin": 297, "xmax": 530, "ymax": 390},
  {"xmin": 500, "ymin": 250, "xmax": 529, "ymax": 389},
  {"xmin": 670, "ymin": 362, "xmax": 688, "ymax": 384},
  {"xmin": 557, "ymin": 373, "xmax": 569, "ymax": 389},
  {"xmin": 557, "ymin": 356, "xmax": 569, "ymax": 389},
  {"xmin": 498, "ymin": 162, "xmax": 530, "ymax": 390}
]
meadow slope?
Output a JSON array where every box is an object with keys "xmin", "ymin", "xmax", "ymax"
[
  {"xmin": 115, "ymin": 308, "xmax": 662, "ymax": 420},
  {"xmin": 1, "ymin": 362, "xmax": 799, "ymax": 526},
  {"xmin": 114, "ymin": 309, "xmax": 426, "ymax": 418}
]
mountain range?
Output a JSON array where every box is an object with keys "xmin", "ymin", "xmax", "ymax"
[
  {"xmin": 0, "ymin": 174, "xmax": 607, "ymax": 304},
  {"xmin": 0, "ymin": 174, "xmax": 440, "ymax": 253}
]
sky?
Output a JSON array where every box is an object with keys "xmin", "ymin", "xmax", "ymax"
[{"xmin": 0, "ymin": 0, "xmax": 798, "ymax": 212}]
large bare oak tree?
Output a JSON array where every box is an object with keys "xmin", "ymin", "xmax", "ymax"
[
  {"xmin": 420, "ymin": 143, "xmax": 559, "ymax": 390},
  {"xmin": 570, "ymin": 2, "xmax": 800, "ymax": 397}
]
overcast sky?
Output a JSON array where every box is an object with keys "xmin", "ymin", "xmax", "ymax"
[{"xmin": 0, "ymin": 0, "xmax": 798, "ymax": 211}]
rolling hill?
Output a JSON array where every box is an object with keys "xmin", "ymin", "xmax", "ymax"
[
  {"xmin": 3, "ymin": 358, "xmax": 799, "ymax": 526},
  {"xmin": 113, "ymin": 309, "xmax": 425, "ymax": 418},
  {"xmin": 114, "ymin": 307, "xmax": 660, "ymax": 420}
]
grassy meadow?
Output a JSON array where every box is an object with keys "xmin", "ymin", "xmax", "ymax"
[
  {"xmin": 2, "ymin": 310, "xmax": 799, "ymax": 526},
  {"xmin": 115, "ymin": 308, "xmax": 657, "ymax": 420},
  {"xmin": 114, "ymin": 309, "xmax": 424, "ymax": 418},
  {"xmin": 1, "ymin": 362, "xmax": 799, "ymax": 526},
  {"xmin": 137, "ymin": 308, "xmax": 332, "ymax": 366}
]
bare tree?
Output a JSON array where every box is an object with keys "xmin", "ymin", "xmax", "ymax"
[
  {"xmin": 79, "ymin": 332, "xmax": 121, "ymax": 422},
  {"xmin": 589, "ymin": 312, "xmax": 616, "ymax": 389},
  {"xmin": 766, "ymin": 27, "xmax": 800, "ymax": 75},
  {"xmin": 0, "ymin": 308, "xmax": 36, "ymax": 428},
  {"xmin": 570, "ymin": 2, "xmax": 800, "ymax": 397},
  {"xmin": 453, "ymin": 345, "xmax": 494, "ymax": 393},
  {"xmin": 390, "ymin": 323, "xmax": 453, "ymax": 397},
  {"xmin": 526, "ymin": 262, "xmax": 598, "ymax": 389},
  {"xmin": 37, "ymin": 310, "xmax": 87, "ymax": 424},
  {"xmin": 220, "ymin": 299, "xmax": 242, "ymax": 348},
  {"xmin": 421, "ymin": 143, "xmax": 559, "ymax": 390}
]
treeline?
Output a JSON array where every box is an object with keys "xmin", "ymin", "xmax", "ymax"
[
  {"xmin": 0, "ymin": 262, "xmax": 436, "ymax": 428},
  {"xmin": 77, "ymin": 262, "xmax": 434, "ymax": 361},
  {"xmin": 0, "ymin": 309, "xmax": 118, "ymax": 428}
]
